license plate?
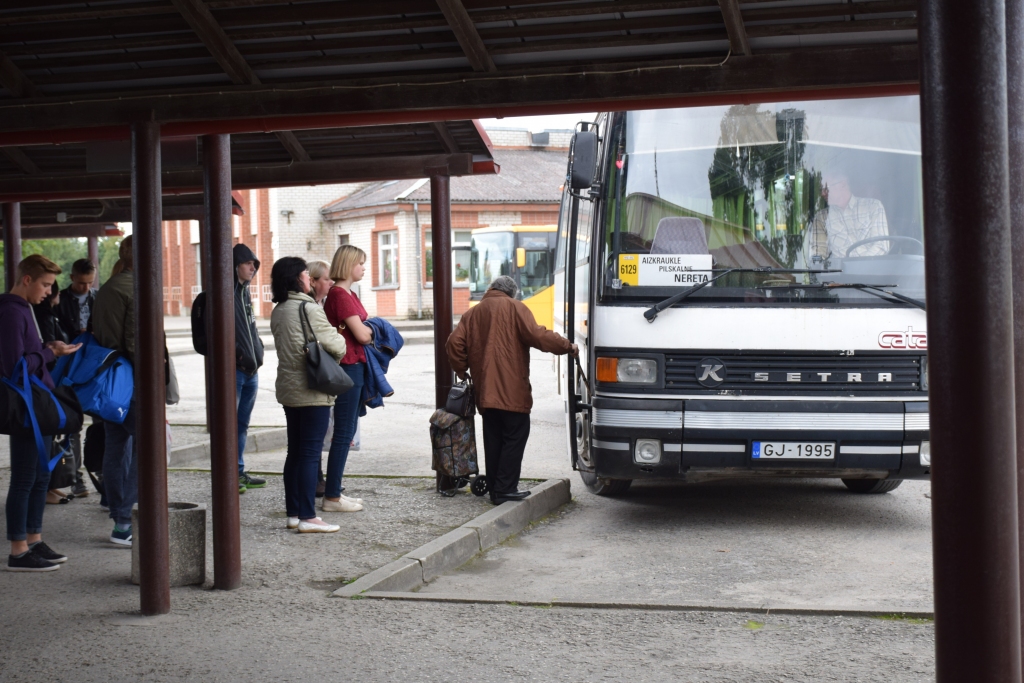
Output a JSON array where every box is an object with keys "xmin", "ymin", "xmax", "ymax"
[{"xmin": 752, "ymin": 441, "xmax": 835, "ymax": 459}]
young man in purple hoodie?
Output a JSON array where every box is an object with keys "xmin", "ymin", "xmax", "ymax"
[{"xmin": 3, "ymin": 255, "xmax": 81, "ymax": 572}]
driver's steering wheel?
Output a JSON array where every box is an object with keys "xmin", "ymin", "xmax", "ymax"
[{"xmin": 844, "ymin": 235, "xmax": 924, "ymax": 258}]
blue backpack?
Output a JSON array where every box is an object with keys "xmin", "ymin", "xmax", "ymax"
[{"xmin": 52, "ymin": 332, "xmax": 134, "ymax": 424}]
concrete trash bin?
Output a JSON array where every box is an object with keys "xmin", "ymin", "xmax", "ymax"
[{"xmin": 131, "ymin": 502, "xmax": 207, "ymax": 587}]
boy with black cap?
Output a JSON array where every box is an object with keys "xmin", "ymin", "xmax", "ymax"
[{"xmin": 234, "ymin": 243, "xmax": 266, "ymax": 492}]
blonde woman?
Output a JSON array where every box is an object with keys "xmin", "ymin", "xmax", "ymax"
[
  {"xmin": 307, "ymin": 260, "xmax": 333, "ymax": 304},
  {"xmin": 269, "ymin": 257, "xmax": 347, "ymax": 533},
  {"xmin": 321, "ymin": 245, "xmax": 374, "ymax": 512}
]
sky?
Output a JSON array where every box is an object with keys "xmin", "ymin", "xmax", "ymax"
[{"xmin": 479, "ymin": 113, "xmax": 597, "ymax": 133}]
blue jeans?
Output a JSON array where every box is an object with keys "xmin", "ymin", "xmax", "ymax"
[
  {"xmin": 103, "ymin": 401, "xmax": 138, "ymax": 526},
  {"xmin": 5, "ymin": 432, "xmax": 53, "ymax": 541},
  {"xmin": 325, "ymin": 363, "xmax": 365, "ymax": 499},
  {"xmin": 236, "ymin": 370, "xmax": 259, "ymax": 475},
  {"xmin": 283, "ymin": 405, "xmax": 331, "ymax": 520}
]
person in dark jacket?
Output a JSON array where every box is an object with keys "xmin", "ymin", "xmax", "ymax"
[
  {"xmin": 55, "ymin": 258, "xmax": 96, "ymax": 341},
  {"xmin": 233, "ymin": 243, "xmax": 267, "ymax": 492},
  {"xmin": 3, "ymin": 255, "xmax": 81, "ymax": 572}
]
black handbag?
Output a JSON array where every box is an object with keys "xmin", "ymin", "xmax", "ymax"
[
  {"xmin": 300, "ymin": 303, "xmax": 354, "ymax": 396},
  {"xmin": 445, "ymin": 378, "xmax": 475, "ymax": 417},
  {"xmin": 48, "ymin": 436, "xmax": 77, "ymax": 490}
]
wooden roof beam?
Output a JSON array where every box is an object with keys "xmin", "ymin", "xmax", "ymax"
[
  {"xmin": 0, "ymin": 50, "xmax": 42, "ymax": 98},
  {"xmin": 718, "ymin": 0, "xmax": 751, "ymax": 56},
  {"xmin": 429, "ymin": 121, "xmax": 461, "ymax": 153},
  {"xmin": 171, "ymin": 0, "xmax": 312, "ymax": 164},
  {"xmin": 435, "ymin": 0, "xmax": 497, "ymax": 72},
  {"xmin": 0, "ymin": 153, "xmax": 477, "ymax": 202},
  {"xmin": 2, "ymin": 147, "xmax": 39, "ymax": 175}
]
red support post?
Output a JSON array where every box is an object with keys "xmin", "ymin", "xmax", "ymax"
[
  {"xmin": 202, "ymin": 134, "xmax": 242, "ymax": 590},
  {"xmin": 3, "ymin": 202, "xmax": 21, "ymax": 291},
  {"xmin": 430, "ymin": 174, "xmax": 454, "ymax": 410},
  {"xmin": 131, "ymin": 120, "xmax": 171, "ymax": 616},
  {"xmin": 921, "ymin": 1, "xmax": 1022, "ymax": 680}
]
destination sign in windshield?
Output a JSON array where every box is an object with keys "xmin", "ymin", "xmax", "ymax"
[{"xmin": 618, "ymin": 254, "xmax": 713, "ymax": 287}]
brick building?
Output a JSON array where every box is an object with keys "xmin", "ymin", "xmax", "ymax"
[{"xmin": 160, "ymin": 128, "xmax": 570, "ymax": 319}]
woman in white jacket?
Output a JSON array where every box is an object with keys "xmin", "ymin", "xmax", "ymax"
[{"xmin": 269, "ymin": 257, "xmax": 347, "ymax": 533}]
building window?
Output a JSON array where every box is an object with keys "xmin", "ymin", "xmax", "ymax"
[
  {"xmin": 425, "ymin": 229, "xmax": 472, "ymax": 285},
  {"xmin": 378, "ymin": 231, "xmax": 398, "ymax": 286}
]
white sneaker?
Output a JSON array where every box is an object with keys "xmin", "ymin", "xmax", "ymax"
[
  {"xmin": 340, "ymin": 493, "xmax": 364, "ymax": 505},
  {"xmin": 322, "ymin": 497, "xmax": 363, "ymax": 513},
  {"xmin": 297, "ymin": 517, "xmax": 340, "ymax": 533},
  {"xmin": 286, "ymin": 517, "xmax": 299, "ymax": 529}
]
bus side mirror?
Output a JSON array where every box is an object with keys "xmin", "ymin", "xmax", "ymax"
[
  {"xmin": 516, "ymin": 247, "xmax": 526, "ymax": 268},
  {"xmin": 569, "ymin": 130, "xmax": 598, "ymax": 190}
]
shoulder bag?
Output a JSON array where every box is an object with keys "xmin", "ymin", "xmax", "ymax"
[
  {"xmin": 445, "ymin": 377, "xmax": 475, "ymax": 418},
  {"xmin": 300, "ymin": 302, "xmax": 354, "ymax": 396}
]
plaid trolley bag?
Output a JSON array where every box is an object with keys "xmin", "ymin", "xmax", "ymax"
[{"xmin": 429, "ymin": 408, "xmax": 487, "ymax": 497}]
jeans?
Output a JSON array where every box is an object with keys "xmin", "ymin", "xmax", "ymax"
[
  {"xmin": 481, "ymin": 409, "xmax": 531, "ymax": 494},
  {"xmin": 5, "ymin": 432, "xmax": 53, "ymax": 541},
  {"xmin": 325, "ymin": 363, "xmax": 365, "ymax": 499},
  {"xmin": 236, "ymin": 370, "xmax": 259, "ymax": 475},
  {"xmin": 103, "ymin": 401, "xmax": 138, "ymax": 526},
  {"xmin": 283, "ymin": 405, "xmax": 331, "ymax": 520}
]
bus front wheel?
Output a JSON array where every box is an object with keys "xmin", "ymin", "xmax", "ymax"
[
  {"xmin": 841, "ymin": 478, "xmax": 904, "ymax": 494},
  {"xmin": 580, "ymin": 471, "xmax": 632, "ymax": 496}
]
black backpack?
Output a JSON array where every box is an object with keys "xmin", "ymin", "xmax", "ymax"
[{"xmin": 190, "ymin": 291, "xmax": 207, "ymax": 356}]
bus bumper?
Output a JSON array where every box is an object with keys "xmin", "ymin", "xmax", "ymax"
[{"xmin": 589, "ymin": 397, "xmax": 930, "ymax": 481}]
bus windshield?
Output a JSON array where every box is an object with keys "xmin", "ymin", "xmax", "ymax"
[
  {"xmin": 600, "ymin": 96, "xmax": 925, "ymax": 306},
  {"xmin": 470, "ymin": 231, "xmax": 514, "ymax": 295}
]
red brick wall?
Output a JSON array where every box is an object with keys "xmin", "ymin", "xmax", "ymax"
[
  {"xmin": 520, "ymin": 210, "xmax": 560, "ymax": 225},
  {"xmin": 454, "ymin": 288, "xmax": 470, "ymax": 314},
  {"xmin": 376, "ymin": 288, "xmax": 397, "ymax": 317}
]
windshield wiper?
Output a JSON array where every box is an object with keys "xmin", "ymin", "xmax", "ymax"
[
  {"xmin": 643, "ymin": 268, "xmax": 842, "ymax": 322},
  {"xmin": 772, "ymin": 282, "xmax": 926, "ymax": 310}
]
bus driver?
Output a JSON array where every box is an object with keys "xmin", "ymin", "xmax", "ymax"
[{"xmin": 806, "ymin": 170, "xmax": 889, "ymax": 264}]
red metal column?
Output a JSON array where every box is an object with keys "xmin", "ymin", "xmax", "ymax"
[
  {"xmin": 199, "ymin": 222, "xmax": 215, "ymax": 431},
  {"xmin": 1009, "ymin": 0, "xmax": 1024, "ymax": 666},
  {"xmin": 87, "ymin": 235, "xmax": 99, "ymax": 273},
  {"xmin": 202, "ymin": 134, "xmax": 241, "ymax": 590},
  {"xmin": 2, "ymin": 202, "xmax": 21, "ymax": 291},
  {"xmin": 921, "ymin": 2, "xmax": 1022, "ymax": 681},
  {"xmin": 430, "ymin": 174, "xmax": 453, "ymax": 409},
  {"xmin": 131, "ymin": 121, "xmax": 170, "ymax": 616}
]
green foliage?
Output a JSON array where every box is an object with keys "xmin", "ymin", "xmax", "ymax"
[
  {"xmin": 744, "ymin": 620, "xmax": 765, "ymax": 630},
  {"xmin": 0, "ymin": 235, "xmax": 125, "ymax": 292}
]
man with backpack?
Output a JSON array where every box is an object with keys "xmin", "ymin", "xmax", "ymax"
[
  {"xmin": 191, "ymin": 243, "xmax": 267, "ymax": 494},
  {"xmin": 55, "ymin": 258, "xmax": 96, "ymax": 499},
  {"xmin": 91, "ymin": 237, "xmax": 138, "ymax": 546},
  {"xmin": 3, "ymin": 255, "xmax": 82, "ymax": 571}
]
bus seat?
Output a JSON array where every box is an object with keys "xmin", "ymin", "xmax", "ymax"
[{"xmin": 650, "ymin": 217, "xmax": 709, "ymax": 255}]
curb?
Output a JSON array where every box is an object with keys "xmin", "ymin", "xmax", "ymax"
[
  {"xmin": 347, "ymin": 592, "xmax": 935, "ymax": 620},
  {"xmin": 333, "ymin": 478, "xmax": 571, "ymax": 598},
  {"xmin": 168, "ymin": 427, "xmax": 288, "ymax": 468}
]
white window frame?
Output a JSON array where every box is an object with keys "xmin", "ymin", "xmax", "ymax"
[{"xmin": 378, "ymin": 231, "xmax": 398, "ymax": 287}]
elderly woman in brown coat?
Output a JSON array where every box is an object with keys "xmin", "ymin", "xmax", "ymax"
[{"xmin": 446, "ymin": 275, "xmax": 576, "ymax": 504}]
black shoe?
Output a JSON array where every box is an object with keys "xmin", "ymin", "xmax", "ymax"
[
  {"xmin": 491, "ymin": 490, "xmax": 532, "ymax": 504},
  {"xmin": 28, "ymin": 541, "xmax": 67, "ymax": 564},
  {"xmin": 240, "ymin": 472, "xmax": 266, "ymax": 489},
  {"xmin": 7, "ymin": 551, "xmax": 59, "ymax": 572}
]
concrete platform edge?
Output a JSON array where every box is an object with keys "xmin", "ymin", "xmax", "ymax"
[
  {"xmin": 168, "ymin": 427, "xmax": 288, "ymax": 468},
  {"xmin": 332, "ymin": 478, "xmax": 571, "ymax": 598},
  {"xmin": 353, "ymin": 591, "xmax": 935, "ymax": 619}
]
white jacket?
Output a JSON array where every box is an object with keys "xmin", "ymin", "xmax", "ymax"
[{"xmin": 270, "ymin": 291, "xmax": 347, "ymax": 407}]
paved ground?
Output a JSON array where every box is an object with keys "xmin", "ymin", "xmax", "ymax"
[{"xmin": 0, "ymin": 469, "xmax": 935, "ymax": 683}]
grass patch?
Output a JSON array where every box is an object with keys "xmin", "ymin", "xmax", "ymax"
[
  {"xmin": 744, "ymin": 620, "xmax": 764, "ymax": 630},
  {"xmin": 873, "ymin": 613, "xmax": 933, "ymax": 625}
]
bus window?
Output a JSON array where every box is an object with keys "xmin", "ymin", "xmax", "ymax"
[
  {"xmin": 555, "ymin": 189, "xmax": 570, "ymax": 272},
  {"xmin": 470, "ymin": 231, "xmax": 514, "ymax": 293},
  {"xmin": 520, "ymin": 250, "xmax": 551, "ymax": 298}
]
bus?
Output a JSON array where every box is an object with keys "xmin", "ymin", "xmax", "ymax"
[
  {"xmin": 556, "ymin": 96, "xmax": 930, "ymax": 496},
  {"xmin": 469, "ymin": 225, "xmax": 557, "ymax": 329}
]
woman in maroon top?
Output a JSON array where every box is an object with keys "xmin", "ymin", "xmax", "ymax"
[{"xmin": 321, "ymin": 245, "xmax": 374, "ymax": 513}]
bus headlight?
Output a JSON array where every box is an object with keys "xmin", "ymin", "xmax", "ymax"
[
  {"xmin": 635, "ymin": 439, "xmax": 662, "ymax": 464},
  {"xmin": 597, "ymin": 357, "xmax": 657, "ymax": 384}
]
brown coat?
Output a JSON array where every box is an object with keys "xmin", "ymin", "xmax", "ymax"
[{"xmin": 446, "ymin": 289, "xmax": 573, "ymax": 414}]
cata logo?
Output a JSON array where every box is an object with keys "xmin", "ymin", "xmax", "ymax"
[
  {"xmin": 878, "ymin": 326, "xmax": 927, "ymax": 350},
  {"xmin": 695, "ymin": 358, "xmax": 727, "ymax": 388}
]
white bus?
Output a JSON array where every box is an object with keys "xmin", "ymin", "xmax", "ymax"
[{"xmin": 556, "ymin": 96, "xmax": 929, "ymax": 496}]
